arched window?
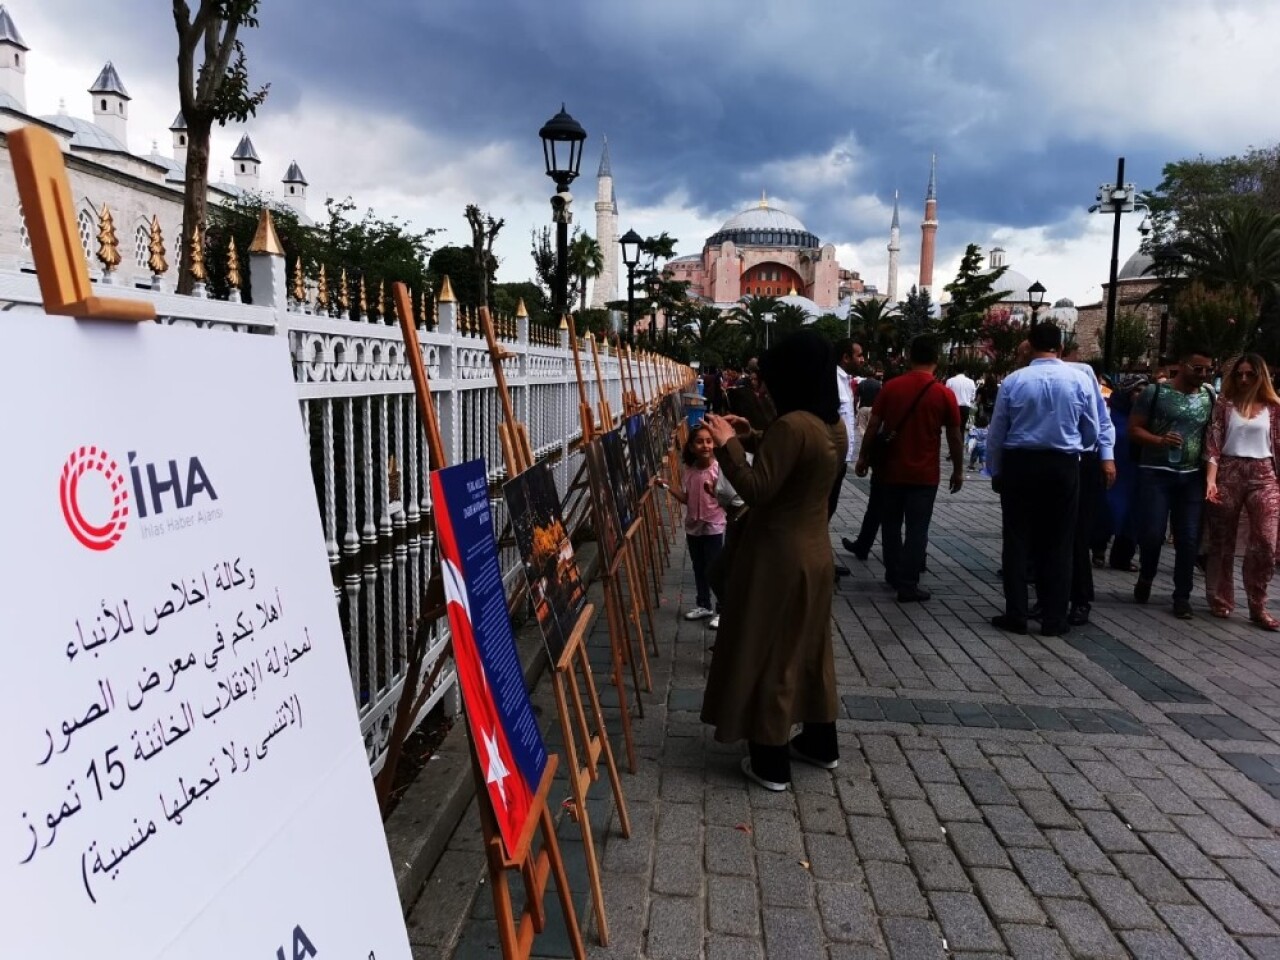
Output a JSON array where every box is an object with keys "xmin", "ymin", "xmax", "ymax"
[
  {"xmin": 135, "ymin": 224, "xmax": 150, "ymax": 270},
  {"xmin": 239, "ymin": 163, "xmax": 245, "ymax": 173},
  {"xmin": 100, "ymin": 98, "xmax": 106, "ymax": 111},
  {"xmin": 179, "ymin": 134, "xmax": 186, "ymax": 146},
  {"xmin": 77, "ymin": 208, "xmax": 95, "ymax": 265},
  {"xmin": 118, "ymin": 102, "xmax": 124, "ymax": 114},
  {"xmin": 14, "ymin": 53, "xmax": 19, "ymax": 66}
]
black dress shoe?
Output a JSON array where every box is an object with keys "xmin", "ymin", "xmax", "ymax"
[
  {"xmin": 1068, "ymin": 603, "xmax": 1091, "ymax": 626},
  {"xmin": 834, "ymin": 562, "xmax": 850, "ymax": 577},
  {"xmin": 991, "ymin": 615, "xmax": 1028, "ymax": 635},
  {"xmin": 841, "ymin": 536, "xmax": 869, "ymax": 561},
  {"xmin": 1041, "ymin": 622, "xmax": 1072, "ymax": 637},
  {"xmin": 1028, "ymin": 603, "xmax": 1044, "ymax": 621},
  {"xmin": 897, "ymin": 587, "xmax": 931, "ymax": 603}
]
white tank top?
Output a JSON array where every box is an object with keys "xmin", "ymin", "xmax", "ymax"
[{"xmin": 1223, "ymin": 406, "xmax": 1272, "ymax": 459}]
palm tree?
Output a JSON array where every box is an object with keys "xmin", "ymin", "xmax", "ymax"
[
  {"xmin": 567, "ymin": 233, "xmax": 605, "ymax": 311},
  {"xmin": 847, "ymin": 297, "xmax": 902, "ymax": 360},
  {"xmin": 726, "ymin": 294, "xmax": 780, "ymax": 355},
  {"xmin": 680, "ymin": 304, "xmax": 743, "ymax": 368},
  {"xmin": 1164, "ymin": 208, "xmax": 1280, "ymax": 311}
]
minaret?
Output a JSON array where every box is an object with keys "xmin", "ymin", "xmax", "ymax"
[
  {"xmin": 89, "ymin": 61, "xmax": 130, "ymax": 148},
  {"xmin": 282, "ymin": 161, "xmax": 308, "ymax": 215},
  {"xmin": 232, "ymin": 134, "xmax": 261, "ymax": 192},
  {"xmin": 0, "ymin": 5, "xmax": 29, "ymax": 111},
  {"xmin": 590, "ymin": 136, "xmax": 619, "ymax": 309},
  {"xmin": 170, "ymin": 112, "xmax": 188, "ymax": 169},
  {"xmin": 919, "ymin": 153, "xmax": 938, "ymax": 300},
  {"xmin": 886, "ymin": 190, "xmax": 901, "ymax": 304}
]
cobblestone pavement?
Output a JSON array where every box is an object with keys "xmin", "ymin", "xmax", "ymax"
[{"xmin": 412, "ymin": 473, "xmax": 1280, "ymax": 959}]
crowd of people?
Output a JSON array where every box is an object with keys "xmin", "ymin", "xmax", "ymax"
[{"xmin": 661, "ymin": 329, "xmax": 1280, "ymax": 792}]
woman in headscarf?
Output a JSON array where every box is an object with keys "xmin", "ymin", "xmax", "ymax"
[
  {"xmin": 1098, "ymin": 374, "xmax": 1149, "ymax": 571},
  {"xmin": 701, "ymin": 330, "xmax": 847, "ymax": 791}
]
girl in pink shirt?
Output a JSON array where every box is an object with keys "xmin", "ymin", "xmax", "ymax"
[{"xmin": 658, "ymin": 424, "xmax": 728, "ymax": 627}]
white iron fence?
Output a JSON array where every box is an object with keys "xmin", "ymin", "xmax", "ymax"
[{"xmin": 0, "ymin": 259, "xmax": 627, "ymax": 771}]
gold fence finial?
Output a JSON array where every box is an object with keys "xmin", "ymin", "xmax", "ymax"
[
  {"xmin": 359, "ymin": 275, "xmax": 368, "ymax": 316},
  {"xmin": 95, "ymin": 203, "xmax": 121, "ymax": 273},
  {"xmin": 515, "ymin": 297, "xmax": 528, "ymax": 318},
  {"xmin": 146, "ymin": 215, "xmax": 168, "ymax": 275},
  {"xmin": 189, "ymin": 223, "xmax": 207, "ymax": 283},
  {"xmin": 226, "ymin": 237, "xmax": 242, "ymax": 290},
  {"xmin": 248, "ymin": 207, "xmax": 285, "ymax": 256},
  {"xmin": 292, "ymin": 257, "xmax": 305, "ymax": 302},
  {"xmin": 316, "ymin": 263, "xmax": 330, "ymax": 311},
  {"xmin": 437, "ymin": 274, "xmax": 456, "ymax": 303},
  {"xmin": 338, "ymin": 267, "xmax": 350, "ymax": 312},
  {"xmin": 377, "ymin": 279, "xmax": 386, "ymax": 320}
]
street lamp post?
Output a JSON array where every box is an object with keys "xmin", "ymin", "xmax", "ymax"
[
  {"xmin": 538, "ymin": 105, "xmax": 587, "ymax": 323},
  {"xmin": 763, "ymin": 311, "xmax": 775, "ymax": 350},
  {"xmin": 619, "ymin": 228, "xmax": 641, "ymax": 342},
  {"xmin": 1027, "ymin": 280, "xmax": 1047, "ymax": 328},
  {"xmin": 1089, "ymin": 157, "xmax": 1147, "ymax": 373}
]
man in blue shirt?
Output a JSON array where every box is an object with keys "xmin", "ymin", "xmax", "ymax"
[
  {"xmin": 1065, "ymin": 356, "xmax": 1118, "ymax": 626},
  {"xmin": 987, "ymin": 323, "xmax": 1101, "ymax": 636}
]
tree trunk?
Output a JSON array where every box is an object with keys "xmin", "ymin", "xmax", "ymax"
[{"xmin": 178, "ymin": 117, "xmax": 213, "ymax": 295}]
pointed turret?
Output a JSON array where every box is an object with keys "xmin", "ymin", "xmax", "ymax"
[
  {"xmin": 926, "ymin": 153, "xmax": 937, "ymax": 202},
  {"xmin": 891, "ymin": 190, "xmax": 900, "ymax": 230},
  {"xmin": 887, "ymin": 190, "xmax": 901, "ymax": 304},
  {"xmin": 170, "ymin": 112, "xmax": 188, "ymax": 167},
  {"xmin": 920, "ymin": 155, "xmax": 938, "ymax": 299},
  {"xmin": 591, "ymin": 136, "xmax": 619, "ymax": 309},
  {"xmin": 232, "ymin": 134, "xmax": 261, "ymax": 191},
  {"xmin": 597, "ymin": 135, "xmax": 612, "ymax": 178},
  {"xmin": 282, "ymin": 160, "xmax": 308, "ymax": 214},
  {"xmin": 89, "ymin": 61, "xmax": 130, "ymax": 147},
  {"xmin": 0, "ymin": 4, "xmax": 28, "ymax": 111}
]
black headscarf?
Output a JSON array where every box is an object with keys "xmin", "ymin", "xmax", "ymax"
[{"xmin": 759, "ymin": 329, "xmax": 840, "ymax": 425}]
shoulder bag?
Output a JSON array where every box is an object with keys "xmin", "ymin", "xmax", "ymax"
[{"xmin": 863, "ymin": 380, "xmax": 937, "ymax": 472}]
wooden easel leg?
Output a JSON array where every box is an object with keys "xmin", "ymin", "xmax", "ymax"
[
  {"xmin": 603, "ymin": 571, "xmax": 641, "ymax": 768},
  {"xmin": 577, "ymin": 645, "xmax": 632, "ymax": 839},
  {"xmin": 621, "ymin": 547, "xmax": 654, "ymax": 692},
  {"xmin": 542, "ymin": 802, "xmax": 588, "ymax": 960}
]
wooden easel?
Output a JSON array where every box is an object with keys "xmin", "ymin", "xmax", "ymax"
[
  {"xmin": 393, "ymin": 285, "xmax": 586, "ymax": 960},
  {"xmin": 479, "ymin": 306, "xmax": 630, "ymax": 946}
]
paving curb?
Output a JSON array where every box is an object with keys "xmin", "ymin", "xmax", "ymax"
[{"xmin": 386, "ymin": 543, "xmax": 603, "ymax": 910}]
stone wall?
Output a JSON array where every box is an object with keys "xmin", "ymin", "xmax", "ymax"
[{"xmin": 1074, "ymin": 277, "xmax": 1163, "ymax": 364}]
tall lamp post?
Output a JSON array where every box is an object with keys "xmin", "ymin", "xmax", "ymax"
[
  {"xmin": 1089, "ymin": 157, "xmax": 1147, "ymax": 372},
  {"xmin": 763, "ymin": 311, "xmax": 775, "ymax": 350},
  {"xmin": 619, "ymin": 228, "xmax": 641, "ymax": 342},
  {"xmin": 538, "ymin": 105, "xmax": 587, "ymax": 322},
  {"xmin": 1027, "ymin": 280, "xmax": 1046, "ymax": 328}
]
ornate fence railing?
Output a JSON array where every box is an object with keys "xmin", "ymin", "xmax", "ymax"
[{"xmin": 1, "ymin": 252, "xmax": 626, "ymax": 771}]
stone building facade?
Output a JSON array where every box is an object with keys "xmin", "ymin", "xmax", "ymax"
[{"xmin": 1074, "ymin": 249, "xmax": 1163, "ymax": 364}]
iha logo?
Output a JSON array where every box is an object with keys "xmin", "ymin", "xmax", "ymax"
[
  {"xmin": 59, "ymin": 447, "xmax": 219, "ymax": 551},
  {"xmin": 59, "ymin": 446, "xmax": 129, "ymax": 551}
]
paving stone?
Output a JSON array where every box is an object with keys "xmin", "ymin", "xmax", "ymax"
[
  {"xmin": 805, "ymin": 832, "xmax": 862, "ymax": 882},
  {"xmin": 1111, "ymin": 794, "xmax": 1176, "ymax": 832},
  {"xmin": 1080, "ymin": 872, "xmax": 1163, "ymax": 930},
  {"xmin": 1119, "ymin": 929, "xmax": 1194, "ymax": 959},
  {"xmin": 888, "ymin": 798, "xmax": 944, "ymax": 842},
  {"xmin": 880, "ymin": 917, "xmax": 947, "ymax": 960},
  {"xmin": 707, "ymin": 874, "xmax": 760, "ymax": 937},
  {"xmin": 948, "ymin": 821, "xmax": 1013, "ymax": 869},
  {"xmin": 705, "ymin": 823, "xmax": 756, "ymax": 877},
  {"xmin": 990, "ymin": 754, "xmax": 1051, "ymax": 791},
  {"xmin": 815, "ymin": 880, "xmax": 880, "ymax": 945},
  {"xmin": 959, "ymin": 767, "xmax": 1019, "ymax": 805},
  {"xmin": 1017, "ymin": 789, "xmax": 1079, "ymax": 829},
  {"xmin": 1047, "ymin": 827, "xmax": 1118, "ymax": 875},
  {"xmin": 652, "ymin": 840, "xmax": 703, "ymax": 896},
  {"xmin": 827, "ymin": 946, "xmax": 890, "ymax": 960},
  {"xmin": 860, "ymin": 734, "xmax": 908, "ymax": 765},
  {"xmin": 1043, "ymin": 898, "xmax": 1128, "ymax": 959},
  {"xmin": 706, "ymin": 935, "xmax": 765, "ymax": 960},
  {"xmin": 704, "ymin": 784, "xmax": 753, "ymax": 826},
  {"xmin": 1000, "ymin": 923, "xmax": 1073, "ymax": 960},
  {"xmin": 752, "ymin": 809, "xmax": 804, "ymax": 855},
  {"xmin": 646, "ymin": 896, "xmax": 702, "ymax": 960},
  {"xmin": 1202, "ymin": 796, "xmax": 1274, "ymax": 838},
  {"xmin": 1044, "ymin": 771, "xmax": 1109, "ymax": 810},
  {"xmin": 1144, "ymin": 831, "xmax": 1227, "ymax": 880},
  {"xmin": 923, "ymin": 781, "xmax": 982, "ymax": 821},
  {"xmin": 1009, "ymin": 847, "xmax": 1084, "ymax": 898},
  {"xmin": 797, "ymin": 791, "xmax": 848, "ymax": 836},
  {"xmin": 1241, "ymin": 937, "xmax": 1280, "ymax": 960},
  {"xmin": 1157, "ymin": 903, "xmax": 1252, "ymax": 960},
  {"xmin": 907, "ymin": 749, "xmax": 961, "ymax": 784},
  {"xmin": 1221, "ymin": 858, "xmax": 1280, "ymax": 908},
  {"xmin": 983, "ymin": 805, "xmax": 1049, "ymax": 849},
  {"xmin": 971, "ymin": 868, "xmax": 1046, "ymax": 924},
  {"xmin": 872, "ymin": 762, "xmax": 927, "ymax": 801},
  {"xmin": 907, "ymin": 839, "xmax": 971, "ymax": 892},
  {"xmin": 848, "ymin": 815, "xmax": 908, "ymax": 863},
  {"xmin": 941, "ymin": 738, "xmax": 993, "ymax": 769},
  {"xmin": 838, "ymin": 777, "xmax": 887, "ymax": 817},
  {"xmin": 1114, "ymin": 853, "xmax": 1197, "ymax": 904},
  {"xmin": 655, "ymin": 801, "xmax": 702, "ymax": 844},
  {"xmin": 1133, "ymin": 775, "xmax": 1205, "ymax": 816},
  {"xmin": 1188, "ymin": 879, "xmax": 1280, "ymax": 936},
  {"xmin": 929, "ymin": 892, "xmax": 1003, "ymax": 953},
  {"xmin": 865, "ymin": 860, "xmax": 929, "ymax": 918},
  {"xmin": 756, "ymin": 850, "xmax": 813, "ymax": 909},
  {"xmin": 762, "ymin": 906, "xmax": 826, "ymax": 960},
  {"xmin": 1176, "ymin": 813, "xmax": 1255, "ymax": 859},
  {"xmin": 1078, "ymin": 809, "xmax": 1147, "ymax": 853}
]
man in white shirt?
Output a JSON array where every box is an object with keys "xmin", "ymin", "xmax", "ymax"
[
  {"xmin": 831, "ymin": 340, "xmax": 863, "ymax": 577},
  {"xmin": 946, "ymin": 367, "xmax": 977, "ymax": 432}
]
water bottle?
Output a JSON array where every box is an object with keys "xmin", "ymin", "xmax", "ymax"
[{"xmin": 1168, "ymin": 435, "xmax": 1183, "ymax": 465}]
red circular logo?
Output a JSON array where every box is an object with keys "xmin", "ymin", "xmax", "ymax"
[{"xmin": 59, "ymin": 446, "xmax": 130, "ymax": 551}]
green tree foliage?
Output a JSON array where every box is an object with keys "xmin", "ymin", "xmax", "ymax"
[
  {"xmin": 205, "ymin": 195, "xmax": 436, "ymax": 317},
  {"xmin": 172, "ymin": 0, "xmax": 270, "ymax": 294},
  {"xmin": 898, "ymin": 285, "xmax": 934, "ymax": 344},
  {"xmin": 679, "ymin": 304, "xmax": 744, "ymax": 368},
  {"xmin": 427, "ymin": 246, "xmax": 482, "ymax": 308},
  {"xmin": 1093, "ymin": 310, "xmax": 1152, "ymax": 370},
  {"xmin": 941, "ymin": 245, "xmax": 1007, "ymax": 347},
  {"xmin": 492, "ymin": 281, "xmax": 550, "ymax": 327},
  {"xmin": 1170, "ymin": 282, "xmax": 1259, "ymax": 361},
  {"xmin": 529, "ymin": 226, "xmax": 556, "ymax": 297},
  {"xmin": 810, "ymin": 313, "xmax": 850, "ymax": 343},
  {"xmin": 464, "ymin": 204, "xmax": 503, "ymax": 308},
  {"xmin": 848, "ymin": 297, "xmax": 904, "ymax": 360},
  {"xmin": 1144, "ymin": 145, "xmax": 1280, "ymax": 249},
  {"xmin": 726, "ymin": 295, "xmax": 780, "ymax": 355},
  {"xmin": 771, "ymin": 303, "xmax": 809, "ymax": 344},
  {"xmin": 567, "ymin": 233, "xmax": 604, "ymax": 311},
  {"xmin": 979, "ymin": 307, "xmax": 1027, "ymax": 373}
]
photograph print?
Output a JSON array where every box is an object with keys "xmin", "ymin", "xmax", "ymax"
[
  {"xmin": 583, "ymin": 438, "xmax": 622, "ymax": 566},
  {"xmin": 625, "ymin": 413, "xmax": 653, "ymax": 493},
  {"xmin": 600, "ymin": 428, "xmax": 637, "ymax": 534},
  {"xmin": 502, "ymin": 462, "xmax": 588, "ymax": 664}
]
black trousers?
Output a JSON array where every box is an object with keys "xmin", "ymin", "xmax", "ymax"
[
  {"xmin": 1071, "ymin": 453, "xmax": 1103, "ymax": 605},
  {"xmin": 749, "ymin": 722, "xmax": 838, "ymax": 784},
  {"xmin": 828, "ymin": 461, "xmax": 848, "ymax": 520},
  {"xmin": 881, "ymin": 484, "xmax": 938, "ymax": 590},
  {"xmin": 1000, "ymin": 450, "xmax": 1080, "ymax": 629},
  {"xmin": 852, "ymin": 479, "xmax": 883, "ymax": 551}
]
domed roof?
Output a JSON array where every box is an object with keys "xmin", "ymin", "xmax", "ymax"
[
  {"xmin": 988, "ymin": 266, "xmax": 1035, "ymax": 301},
  {"xmin": 1053, "ymin": 297, "xmax": 1075, "ymax": 309},
  {"xmin": 1118, "ymin": 248, "xmax": 1154, "ymax": 281},
  {"xmin": 720, "ymin": 201, "xmax": 808, "ymax": 234},
  {"xmin": 40, "ymin": 113, "xmax": 127, "ymax": 153},
  {"xmin": 778, "ymin": 293, "xmax": 821, "ymax": 319}
]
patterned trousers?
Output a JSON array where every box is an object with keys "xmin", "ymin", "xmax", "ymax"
[{"xmin": 1205, "ymin": 457, "xmax": 1280, "ymax": 614}]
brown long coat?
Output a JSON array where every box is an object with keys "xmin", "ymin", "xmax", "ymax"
[{"xmin": 700, "ymin": 411, "xmax": 845, "ymax": 744}]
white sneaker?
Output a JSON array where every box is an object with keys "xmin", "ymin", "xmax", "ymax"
[
  {"xmin": 740, "ymin": 756, "xmax": 789, "ymax": 792},
  {"xmin": 708, "ymin": 614, "xmax": 720, "ymax": 629},
  {"xmin": 684, "ymin": 606, "xmax": 713, "ymax": 621}
]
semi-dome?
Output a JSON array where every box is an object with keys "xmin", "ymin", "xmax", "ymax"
[
  {"xmin": 989, "ymin": 266, "xmax": 1034, "ymax": 301},
  {"xmin": 1053, "ymin": 297, "xmax": 1075, "ymax": 309},
  {"xmin": 706, "ymin": 198, "xmax": 820, "ymax": 251},
  {"xmin": 1118, "ymin": 249, "xmax": 1154, "ymax": 281},
  {"xmin": 41, "ymin": 113, "xmax": 127, "ymax": 153}
]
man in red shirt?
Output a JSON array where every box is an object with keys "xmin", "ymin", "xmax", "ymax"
[{"xmin": 855, "ymin": 335, "xmax": 963, "ymax": 601}]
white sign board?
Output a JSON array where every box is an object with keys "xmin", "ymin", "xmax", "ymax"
[{"xmin": 0, "ymin": 311, "xmax": 411, "ymax": 959}]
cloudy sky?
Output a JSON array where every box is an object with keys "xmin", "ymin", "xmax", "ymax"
[{"xmin": 15, "ymin": 0, "xmax": 1280, "ymax": 306}]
